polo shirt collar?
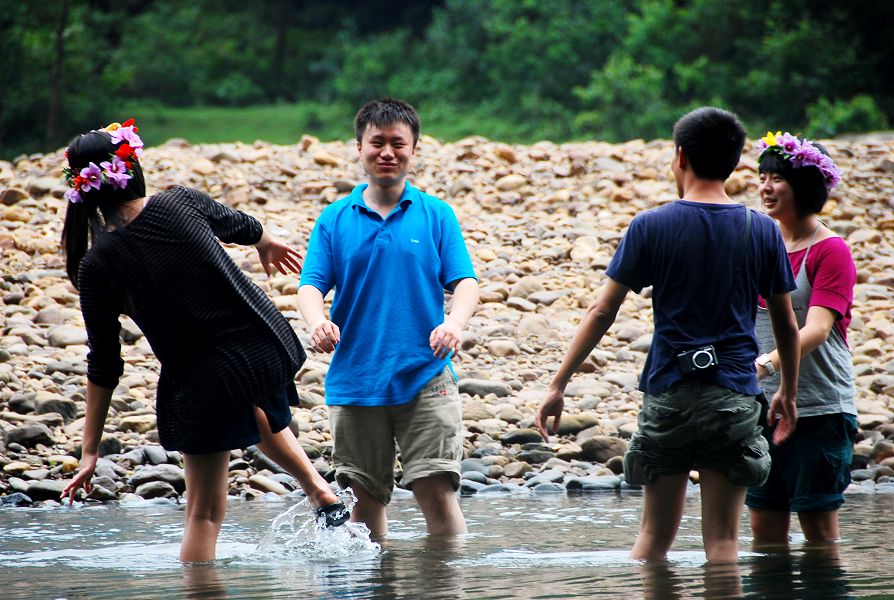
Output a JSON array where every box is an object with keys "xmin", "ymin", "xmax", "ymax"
[{"xmin": 350, "ymin": 182, "xmax": 417, "ymax": 213}]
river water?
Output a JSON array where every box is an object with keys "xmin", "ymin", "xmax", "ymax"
[{"xmin": 1, "ymin": 490, "xmax": 892, "ymax": 599}]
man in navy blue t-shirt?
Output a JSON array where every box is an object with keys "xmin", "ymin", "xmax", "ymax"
[
  {"xmin": 536, "ymin": 107, "xmax": 800, "ymax": 562},
  {"xmin": 297, "ymin": 98, "xmax": 479, "ymax": 538}
]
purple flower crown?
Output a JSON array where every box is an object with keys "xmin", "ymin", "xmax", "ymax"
[
  {"xmin": 63, "ymin": 119, "xmax": 144, "ymax": 204},
  {"xmin": 756, "ymin": 131, "xmax": 841, "ymax": 190}
]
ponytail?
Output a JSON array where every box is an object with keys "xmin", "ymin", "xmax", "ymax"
[{"xmin": 60, "ymin": 129, "xmax": 146, "ymax": 289}]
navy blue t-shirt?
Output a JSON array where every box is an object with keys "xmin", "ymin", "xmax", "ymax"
[{"xmin": 605, "ymin": 201, "xmax": 795, "ymax": 396}]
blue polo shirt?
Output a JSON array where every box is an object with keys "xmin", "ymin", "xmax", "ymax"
[
  {"xmin": 605, "ymin": 201, "xmax": 795, "ymax": 396},
  {"xmin": 300, "ymin": 182, "xmax": 477, "ymax": 406}
]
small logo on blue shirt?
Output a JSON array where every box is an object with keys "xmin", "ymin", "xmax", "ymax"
[{"xmin": 410, "ymin": 238, "xmax": 420, "ymax": 244}]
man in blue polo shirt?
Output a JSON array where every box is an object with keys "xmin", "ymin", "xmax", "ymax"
[
  {"xmin": 297, "ymin": 98, "xmax": 479, "ymax": 538},
  {"xmin": 536, "ymin": 107, "xmax": 801, "ymax": 562}
]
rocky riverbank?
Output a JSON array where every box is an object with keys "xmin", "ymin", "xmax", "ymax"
[{"xmin": 2, "ymin": 133, "xmax": 894, "ymax": 506}]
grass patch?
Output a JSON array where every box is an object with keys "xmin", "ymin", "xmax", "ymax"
[
  {"xmin": 113, "ymin": 101, "xmax": 357, "ymax": 148},
  {"xmin": 108, "ymin": 100, "xmax": 575, "ymax": 149}
]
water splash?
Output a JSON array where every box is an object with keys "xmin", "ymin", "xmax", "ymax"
[{"xmin": 254, "ymin": 491, "xmax": 380, "ymax": 562}]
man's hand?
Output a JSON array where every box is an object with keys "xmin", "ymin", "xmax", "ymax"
[
  {"xmin": 60, "ymin": 453, "xmax": 98, "ymax": 506},
  {"xmin": 535, "ymin": 388, "xmax": 565, "ymax": 440},
  {"xmin": 310, "ymin": 318, "xmax": 340, "ymax": 353},
  {"xmin": 755, "ymin": 361, "xmax": 769, "ymax": 380},
  {"xmin": 256, "ymin": 232, "xmax": 303, "ymax": 276},
  {"xmin": 430, "ymin": 319, "xmax": 463, "ymax": 359},
  {"xmin": 767, "ymin": 390, "xmax": 798, "ymax": 445}
]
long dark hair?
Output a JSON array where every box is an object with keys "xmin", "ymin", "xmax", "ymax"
[{"xmin": 60, "ymin": 131, "xmax": 146, "ymax": 288}]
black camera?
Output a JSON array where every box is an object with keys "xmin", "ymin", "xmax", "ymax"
[{"xmin": 676, "ymin": 345, "xmax": 719, "ymax": 374}]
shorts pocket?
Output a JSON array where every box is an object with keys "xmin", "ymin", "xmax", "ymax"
[
  {"xmin": 639, "ymin": 401, "xmax": 689, "ymax": 439},
  {"xmin": 808, "ymin": 449, "xmax": 851, "ymax": 496}
]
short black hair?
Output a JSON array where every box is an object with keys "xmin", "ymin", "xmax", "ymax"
[
  {"xmin": 759, "ymin": 141, "xmax": 830, "ymax": 218},
  {"xmin": 354, "ymin": 98, "xmax": 420, "ymax": 147},
  {"xmin": 672, "ymin": 107, "xmax": 747, "ymax": 181}
]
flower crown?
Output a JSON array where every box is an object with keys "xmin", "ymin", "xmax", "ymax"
[
  {"xmin": 756, "ymin": 131, "xmax": 841, "ymax": 190},
  {"xmin": 63, "ymin": 118, "xmax": 144, "ymax": 204}
]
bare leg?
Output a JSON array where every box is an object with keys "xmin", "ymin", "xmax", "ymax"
[
  {"xmin": 749, "ymin": 507, "xmax": 791, "ymax": 549},
  {"xmin": 181, "ymin": 451, "xmax": 230, "ymax": 562},
  {"xmin": 699, "ymin": 468, "xmax": 746, "ymax": 563},
  {"xmin": 411, "ymin": 473, "xmax": 467, "ymax": 536},
  {"xmin": 253, "ymin": 406, "xmax": 338, "ymax": 507},
  {"xmin": 631, "ymin": 472, "xmax": 689, "ymax": 560},
  {"xmin": 346, "ymin": 479, "xmax": 388, "ymax": 539},
  {"xmin": 798, "ymin": 510, "xmax": 840, "ymax": 543}
]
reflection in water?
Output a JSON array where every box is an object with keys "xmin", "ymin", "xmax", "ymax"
[
  {"xmin": 639, "ymin": 561, "xmax": 686, "ymax": 599},
  {"xmin": 183, "ymin": 564, "xmax": 228, "ymax": 600},
  {"xmin": 744, "ymin": 545, "xmax": 853, "ymax": 600},
  {"xmin": 638, "ymin": 560, "xmax": 742, "ymax": 599},
  {"xmin": 377, "ymin": 536, "xmax": 468, "ymax": 599}
]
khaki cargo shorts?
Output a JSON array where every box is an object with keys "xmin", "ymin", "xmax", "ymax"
[
  {"xmin": 623, "ymin": 380, "xmax": 770, "ymax": 487},
  {"xmin": 328, "ymin": 367, "xmax": 463, "ymax": 505}
]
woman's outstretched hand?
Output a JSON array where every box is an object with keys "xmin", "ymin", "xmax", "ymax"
[
  {"xmin": 60, "ymin": 453, "xmax": 98, "ymax": 505},
  {"xmin": 256, "ymin": 230, "xmax": 303, "ymax": 276},
  {"xmin": 535, "ymin": 388, "xmax": 566, "ymax": 441}
]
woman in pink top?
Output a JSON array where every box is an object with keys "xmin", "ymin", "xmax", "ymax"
[{"xmin": 746, "ymin": 132, "xmax": 857, "ymax": 548}]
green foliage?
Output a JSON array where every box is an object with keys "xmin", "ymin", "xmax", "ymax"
[
  {"xmin": 1, "ymin": 0, "xmax": 893, "ymax": 158},
  {"xmin": 574, "ymin": 55, "xmax": 673, "ymax": 142},
  {"xmin": 805, "ymin": 96, "xmax": 890, "ymax": 138}
]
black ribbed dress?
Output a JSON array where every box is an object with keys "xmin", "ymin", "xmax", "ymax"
[{"xmin": 78, "ymin": 186, "xmax": 306, "ymax": 453}]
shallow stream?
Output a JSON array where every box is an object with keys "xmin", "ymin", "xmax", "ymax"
[{"xmin": 1, "ymin": 491, "xmax": 892, "ymax": 599}]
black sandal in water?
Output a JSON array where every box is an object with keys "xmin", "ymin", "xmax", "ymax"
[{"xmin": 314, "ymin": 501, "xmax": 350, "ymax": 528}]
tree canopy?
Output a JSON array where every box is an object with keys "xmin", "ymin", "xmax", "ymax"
[{"xmin": 2, "ymin": 0, "xmax": 891, "ymax": 158}]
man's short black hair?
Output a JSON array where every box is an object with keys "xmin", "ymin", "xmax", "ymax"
[
  {"xmin": 672, "ymin": 107, "xmax": 747, "ymax": 181},
  {"xmin": 759, "ymin": 142, "xmax": 831, "ymax": 218},
  {"xmin": 354, "ymin": 98, "xmax": 421, "ymax": 147}
]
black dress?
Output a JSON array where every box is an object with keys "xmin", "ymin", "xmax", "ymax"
[{"xmin": 78, "ymin": 186, "xmax": 306, "ymax": 453}]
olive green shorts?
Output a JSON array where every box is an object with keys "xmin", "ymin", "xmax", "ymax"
[
  {"xmin": 328, "ymin": 367, "xmax": 463, "ymax": 505},
  {"xmin": 624, "ymin": 381, "xmax": 770, "ymax": 487}
]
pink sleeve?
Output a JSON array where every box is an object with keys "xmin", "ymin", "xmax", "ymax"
[{"xmin": 806, "ymin": 237, "xmax": 855, "ymax": 319}]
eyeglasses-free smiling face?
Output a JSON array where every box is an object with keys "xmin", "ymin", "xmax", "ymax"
[
  {"xmin": 357, "ymin": 122, "xmax": 416, "ymax": 188},
  {"xmin": 758, "ymin": 170, "xmax": 797, "ymax": 220}
]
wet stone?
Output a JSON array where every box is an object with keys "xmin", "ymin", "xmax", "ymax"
[
  {"xmin": 88, "ymin": 484, "xmax": 118, "ymax": 502},
  {"xmin": 461, "ymin": 471, "xmax": 488, "ymax": 484},
  {"xmin": 565, "ymin": 475, "xmax": 622, "ymax": 492},
  {"xmin": 460, "ymin": 480, "xmax": 487, "ymax": 495},
  {"xmin": 135, "ymin": 481, "xmax": 178, "ymax": 500},
  {"xmin": 516, "ymin": 449, "xmax": 555, "ymax": 464},
  {"xmin": 459, "ymin": 379, "xmax": 511, "ymax": 398},
  {"xmin": 580, "ymin": 436, "xmax": 629, "ymax": 462},
  {"xmin": 0, "ymin": 492, "xmax": 32, "ymax": 507},
  {"xmin": 97, "ymin": 436, "xmax": 123, "ymax": 457},
  {"xmin": 25, "ymin": 479, "xmax": 67, "ymax": 501},
  {"xmin": 532, "ymin": 482, "xmax": 566, "ymax": 494},
  {"xmin": 143, "ymin": 445, "xmax": 169, "ymax": 465},
  {"xmin": 460, "ymin": 458, "xmax": 489, "ymax": 475},
  {"xmin": 501, "ymin": 428, "xmax": 543, "ymax": 446},
  {"xmin": 129, "ymin": 464, "xmax": 186, "ymax": 493},
  {"xmin": 4, "ymin": 423, "xmax": 55, "ymax": 448}
]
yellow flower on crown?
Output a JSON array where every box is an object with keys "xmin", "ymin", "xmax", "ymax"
[
  {"xmin": 761, "ymin": 131, "xmax": 782, "ymax": 147},
  {"xmin": 103, "ymin": 122, "xmax": 122, "ymax": 133}
]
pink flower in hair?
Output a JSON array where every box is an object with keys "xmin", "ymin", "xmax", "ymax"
[
  {"xmin": 64, "ymin": 188, "xmax": 82, "ymax": 203},
  {"xmin": 109, "ymin": 125, "xmax": 144, "ymax": 150},
  {"xmin": 100, "ymin": 155, "xmax": 133, "ymax": 190},
  {"xmin": 79, "ymin": 163, "xmax": 103, "ymax": 191},
  {"xmin": 776, "ymin": 132, "xmax": 800, "ymax": 154}
]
